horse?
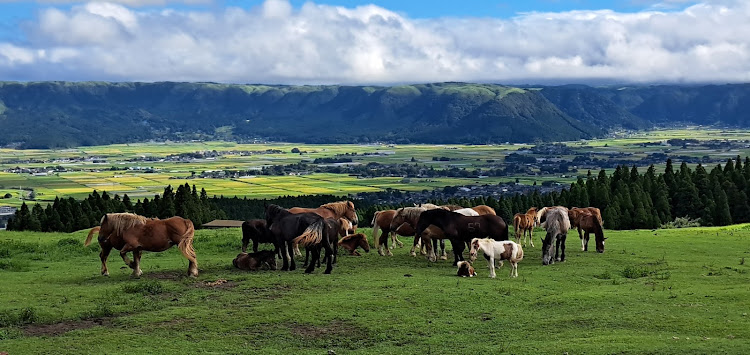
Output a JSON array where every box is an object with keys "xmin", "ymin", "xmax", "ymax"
[
  {"xmin": 538, "ymin": 207, "xmax": 570, "ymax": 265},
  {"xmin": 241, "ymin": 219, "xmax": 274, "ymax": 253},
  {"xmin": 469, "ymin": 238, "xmax": 523, "ymax": 278},
  {"xmin": 471, "ymin": 205, "xmax": 497, "ymax": 216},
  {"xmin": 289, "ymin": 201, "xmax": 359, "ymax": 255},
  {"xmin": 414, "ymin": 208, "xmax": 509, "ymax": 265},
  {"xmin": 292, "ymin": 218, "xmax": 335, "ymax": 274},
  {"xmin": 338, "ymin": 233, "xmax": 370, "ymax": 256},
  {"xmin": 456, "ymin": 261, "xmax": 477, "ymax": 277},
  {"xmin": 233, "ymin": 250, "xmax": 277, "ymax": 271},
  {"xmin": 372, "ymin": 210, "xmax": 405, "ymax": 256},
  {"xmin": 513, "ymin": 207, "xmax": 538, "ymax": 248},
  {"xmin": 303, "ymin": 217, "xmax": 354, "ymax": 267},
  {"xmin": 265, "ymin": 204, "xmax": 324, "ymax": 272},
  {"xmin": 441, "ymin": 204, "xmax": 464, "ymax": 211},
  {"xmin": 382, "ymin": 205, "xmax": 445, "ymax": 256},
  {"xmin": 568, "ymin": 207, "xmax": 606, "ymax": 253},
  {"xmin": 84, "ymin": 213, "xmax": 197, "ymax": 277},
  {"xmin": 411, "ymin": 207, "xmax": 480, "ymax": 262}
]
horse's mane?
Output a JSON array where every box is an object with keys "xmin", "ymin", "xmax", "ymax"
[
  {"xmin": 321, "ymin": 201, "xmax": 354, "ymax": 215},
  {"xmin": 339, "ymin": 233, "xmax": 366, "ymax": 243},
  {"xmin": 102, "ymin": 213, "xmax": 149, "ymax": 237},
  {"xmin": 265, "ymin": 204, "xmax": 289, "ymax": 221},
  {"xmin": 441, "ymin": 204, "xmax": 464, "ymax": 211},
  {"xmin": 525, "ymin": 207, "xmax": 537, "ymax": 215},
  {"xmin": 396, "ymin": 206, "xmax": 427, "ymax": 223},
  {"xmin": 418, "ymin": 203, "xmax": 446, "ymax": 210},
  {"xmin": 543, "ymin": 208, "xmax": 570, "ymax": 236}
]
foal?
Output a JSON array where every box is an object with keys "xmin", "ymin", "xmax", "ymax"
[{"xmin": 469, "ymin": 238, "xmax": 524, "ymax": 278}]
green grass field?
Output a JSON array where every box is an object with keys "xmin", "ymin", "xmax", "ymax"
[{"xmin": 1, "ymin": 225, "xmax": 748, "ymax": 353}]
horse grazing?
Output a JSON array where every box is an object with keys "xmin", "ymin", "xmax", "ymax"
[
  {"xmin": 415, "ymin": 209, "xmax": 509, "ymax": 265},
  {"xmin": 233, "ymin": 250, "xmax": 277, "ymax": 271},
  {"xmin": 513, "ymin": 207, "xmax": 538, "ymax": 248},
  {"xmin": 471, "ymin": 205, "xmax": 497, "ymax": 216},
  {"xmin": 469, "ymin": 238, "xmax": 523, "ymax": 278},
  {"xmin": 338, "ymin": 233, "xmax": 370, "ymax": 256},
  {"xmin": 372, "ymin": 210, "xmax": 405, "ymax": 256},
  {"xmin": 411, "ymin": 207, "xmax": 480, "ymax": 262},
  {"xmin": 241, "ymin": 219, "xmax": 274, "ymax": 253},
  {"xmin": 538, "ymin": 207, "xmax": 570, "ymax": 265},
  {"xmin": 85, "ymin": 214, "xmax": 197, "ymax": 277},
  {"xmin": 265, "ymin": 204, "xmax": 323, "ymax": 272},
  {"xmin": 456, "ymin": 261, "xmax": 477, "ymax": 277},
  {"xmin": 568, "ymin": 207, "xmax": 606, "ymax": 253}
]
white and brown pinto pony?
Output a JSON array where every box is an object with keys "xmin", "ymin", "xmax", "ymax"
[{"xmin": 469, "ymin": 238, "xmax": 523, "ymax": 278}]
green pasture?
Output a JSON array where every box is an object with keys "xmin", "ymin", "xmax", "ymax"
[
  {"xmin": 2, "ymin": 128, "xmax": 750, "ymax": 205},
  {"xmin": 0, "ymin": 225, "xmax": 748, "ymax": 353}
]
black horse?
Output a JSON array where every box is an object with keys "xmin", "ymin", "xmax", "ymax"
[
  {"xmin": 241, "ymin": 219, "xmax": 276, "ymax": 254},
  {"xmin": 414, "ymin": 209, "xmax": 509, "ymax": 265},
  {"xmin": 303, "ymin": 217, "xmax": 355, "ymax": 268},
  {"xmin": 265, "ymin": 204, "xmax": 325, "ymax": 272}
]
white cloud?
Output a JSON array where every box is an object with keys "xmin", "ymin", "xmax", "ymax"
[
  {"xmin": 0, "ymin": 0, "xmax": 211, "ymax": 5},
  {"xmin": 1, "ymin": 0, "xmax": 749, "ymax": 84}
]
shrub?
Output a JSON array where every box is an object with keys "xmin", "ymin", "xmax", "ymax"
[
  {"xmin": 660, "ymin": 216, "xmax": 701, "ymax": 229},
  {"xmin": 622, "ymin": 265, "xmax": 652, "ymax": 279}
]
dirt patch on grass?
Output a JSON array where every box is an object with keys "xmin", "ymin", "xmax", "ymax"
[
  {"xmin": 196, "ymin": 279, "xmax": 237, "ymax": 289},
  {"xmin": 23, "ymin": 318, "xmax": 111, "ymax": 337}
]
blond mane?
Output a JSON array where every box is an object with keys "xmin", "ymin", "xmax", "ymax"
[
  {"xmin": 396, "ymin": 206, "xmax": 427, "ymax": 225},
  {"xmin": 102, "ymin": 213, "xmax": 149, "ymax": 238},
  {"xmin": 321, "ymin": 201, "xmax": 354, "ymax": 215}
]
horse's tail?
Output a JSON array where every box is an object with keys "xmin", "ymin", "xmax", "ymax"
[
  {"xmin": 372, "ymin": 212, "xmax": 381, "ymax": 248},
  {"xmin": 84, "ymin": 227, "xmax": 101, "ymax": 247},
  {"xmin": 293, "ymin": 219, "xmax": 325, "ymax": 247},
  {"xmin": 515, "ymin": 243, "xmax": 524, "ymax": 262},
  {"xmin": 177, "ymin": 220, "xmax": 197, "ymax": 267}
]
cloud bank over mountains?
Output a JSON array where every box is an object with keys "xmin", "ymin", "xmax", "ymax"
[{"xmin": 0, "ymin": 0, "xmax": 748, "ymax": 84}]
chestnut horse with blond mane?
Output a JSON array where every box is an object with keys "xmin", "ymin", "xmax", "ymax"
[
  {"xmin": 568, "ymin": 207, "xmax": 606, "ymax": 253},
  {"xmin": 84, "ymin": 213, "xmax": 197, "ymax": 277},
  {"xmin": 513, "ymin": 207, "xmax": 538, "ymax": 248},
  {"xmin": 290, "ymin": 201, "xmax": 359, "ymax": 256}
]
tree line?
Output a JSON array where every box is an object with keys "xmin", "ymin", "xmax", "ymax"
[
  {"xmin": 7, "ymin": 156, "xmax": 750, "ymax": 232},
  {"xmin": 6, "ymin": 183, "xmax": 225, "ymax": 232}
]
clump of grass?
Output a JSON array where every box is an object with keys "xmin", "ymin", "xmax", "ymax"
[
  {"xmin": 741, "ymin": 257, "xmax": 745, "ymax": 266},
  {"xmin": 594, "ymin": 271, "xmax": 612, "ymax": 280},
  {"xmin": 122, "ymin": 280, "xmax": 164, "ymax": 295},
  {"xmin": 57, "ymin": 238, "xmax": 82, "ymax": 248},
  {"xmin": 0, "ymin": 259, "xmax": 29, "ymax": 272},
  {"xmin": 622, "ymin": 265, "xmax": 652, "ymax": 279},
  {"xmin": 0, "ymin": 307, "xmax": 39, "ymax": 327}
]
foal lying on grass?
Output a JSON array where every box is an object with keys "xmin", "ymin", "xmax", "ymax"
[
  {"xmin": 469, "ymin": 238, "xmax": 524, "ymax": 278},
  {"xmin": 456, "ymin": 261, "xmax": 477, "ymax": 277},
  {"xmin": 233, "ymin": 251, "xmax": 277, "ymax": 271},
  {"xmin": 338, "ymin": 233, "xmax": 370, "ymax": 256}
]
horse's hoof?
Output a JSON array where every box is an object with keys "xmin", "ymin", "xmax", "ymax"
[
  {"xmin": 386, "ymin": 250, "xmax": 393, "ymax": 256},
  {"xmin": 439, "ymin": 256, "xmax": 448, "ymax": 261},
  {"xmin": 102, "ymin": 272, "xmax": 109, "ymax": 277},
  {"xmin": 378, "ymin": 250, "xmax": 385, "ymax": 256},
  {"xmin": 410, "ymin": 252, "xmax": 416, "ymax": 257},
  {"xmin": 324, "ymin": 270, "xmax": 332, "ymax": 274}
]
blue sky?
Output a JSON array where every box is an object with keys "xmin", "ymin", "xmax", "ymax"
[{"xmin": 0, "ymin": 0, "xmax": 744, "ymax": 84}]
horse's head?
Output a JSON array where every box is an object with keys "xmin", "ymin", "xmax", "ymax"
[
  {"xmin": 390, "ymin": 208, "xmax": 406, "ymax": 231},
  {"xmin": 541, "ymin": 235, "xmax": 555, "ymax": 265},
  {"xmin": 264, "ymin": 204, "xmax": 284, "ymax": 226},
  {"xmin": 357, "ymin": 234, "xmax": 370, "ymax": 253},
  {"xmin": 468, "ymin": 238, "xmax": 481, "ymax": 262},
  {"xmin": 596, "ymin": 237, "xmax": 607, "ymax": 253}
]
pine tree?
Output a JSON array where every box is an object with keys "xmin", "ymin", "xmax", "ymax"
[{"xmin": 712, "ymin": 184, "xmax": 732, "ymax": 226}]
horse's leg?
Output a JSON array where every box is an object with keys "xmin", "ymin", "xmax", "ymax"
[
  {"xmin": 529, "ymin": 228, "xmax": 534, "ymax": 248},
  {"xmin": 99, "ymin": 243, "xmax": 112, "ymax": 276},
  {"xmin": 555, "ymin": 235, "xmax": 561, "ymax": 262},
  {"xmin": 252, "ymin": 238, "xmax": 259, "ymax": 253},
  {"xmin": 394, "ymin": 233, "xmax": 404, "ymax": 248},
  {"xmin": 579, "ymin": 227, "xmax": 585, "ymax": 251},
  {"xmin": 323, "ymin": 240, "xmax": 334, "ymax": 274},
  {"xmin": 293, "ymin": 244, "xmax": 302, "ymax": 258},
  {"xmin": 510, "ymin": 261, "xmax": 517, "ymax": 278},
  {"xmin": 451, "ymin": 238, "xmax": 465, "ymax": 266},
  {"xmin": 281, "ymin": 242, "xmax": 290, "ymax": 271},
  {"xmin": 333, "ymin": 240, "xmax": 338, "ymax": 265},
  {"xmin": 288, "ymin": 243, "xmax": 296, "ymax": 271},
  {"xmin": 560, "ymin": 234, "xmax": 567, "ymax": 262},
  {"xmin": 410, "ymin": 235, "xmax": 419, "ymax": 257},
  {"xmin": 583, "ymin": 231, "xmax": 590, "ymax": 252},
  {"xmin": 119, "ymin": 243, "xmax": 140, "ymax": 277},
  {"xmin": 439, "ymin": 240, "xmax": 447, "ymax": 260},
  {"xmin": 305, "ymin": 246, "xmax": 318, "ymax": 274},
  {"xmin": 132, "ymin": 250, "xmax": 143, "ymax": 278},
  {"xmin": 303, "ymin": 247, "xmax": 310, "ymax": 267},
  {"xmin": 488, "ymin": 256, "xmax": 496, "ymax": 278}
]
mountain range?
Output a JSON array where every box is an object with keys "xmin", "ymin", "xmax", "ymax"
[{"xmin": 1, "ymin": 81, "xmax": 749, "ymax": 148}]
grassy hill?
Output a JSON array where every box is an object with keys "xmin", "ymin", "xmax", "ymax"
[{"xmin": 0, "ymin": 225, "xmax": 748, "ymax": 353}]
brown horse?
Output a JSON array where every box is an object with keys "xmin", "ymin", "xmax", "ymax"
[
  {"xmin": 471, "ymin": 205, "xmax": 497, "ymax": 216},
  {"xmin": 568, "ymin": 207, "xmax": 606, "ymax": 253},
  {"xmin": 290, "ymin": 201, "xmax": 359, "ymax": 256},
  {"xmin": 371, "ymin": 210, "xmax": 405, "ymax": 256},
  {"xmin": 338, "ymin": 233, "xmax": 370, "ymax": 256},
  {"xmin": 85, "ymin": 214, "xmax": 197, "ymax": 277},
  {"xmin": 513, "ymin": 207, "xmax": 538, "ymax": 248}
]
